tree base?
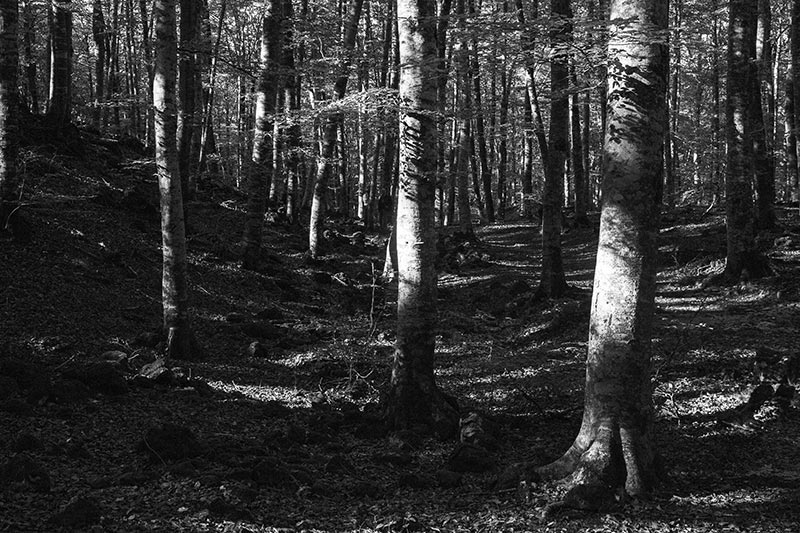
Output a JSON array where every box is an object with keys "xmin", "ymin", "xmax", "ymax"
[
  {"xmin": 536, "ymin": 420, "xmax": 659, "ymax": 509},
  {"xmin": 164, "ymin": 326, "xmax": 201, "ymax": 361},
  {"xmin": 384, "ymin": 368, "xmax": 459, "ymax": 440}
]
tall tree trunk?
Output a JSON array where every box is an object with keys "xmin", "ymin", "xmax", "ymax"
[
  {"xmin": 21, "ymin": 0, "xmax": 37, "ymax": 114},
  {"xmin": 516, "ymin": 0, "xmax": 548, "ymax": 178},
  {"xmin": 538, "ymin": 0, "xmax": 570, "ymax": 299},
  {"xmin": 281, "ymin": 0, "xmax": 301, "ymax": 224},
  {"xmin": 242, "ymin": 5, "xmax": 280, "ymax": 270},
  {"xmin": 725, "ymin": 0, "xmax": 772, "ymax": 281},
  {"xmin": 790, "ymin": 0, "xmax": 800, "ymax": 204},
  {"xmin": 154, "ymin": 0, "xmax": 193, "ymax": 359},
  {"xmin": 497, "ymin": 65, "xmax": 510, "ymax": 220},
  {"xmin": 537, "ymin": 0, "xmax": 667, "ymax": 503},
  {"xmin": 308, "ymin": 0, "xmax": 364, "ymax": 257},
  {"xmin": 387, "ymin": 0, "xmax": 458, "ymax": 437},
  {"xmin": 140, "ymin": 0, "xmax": 155, "ymax": 148},
  {"xmin": 178, "ymin": 0, "xmax": 201, "ymax": 201},
  {"xmin": 712, "ymin": 2, "xmax": 723, "ymax": 199},
  {"xmin": 0, "ymin": 0, "xmax": 20, "ymax": 236},
  {"xmin": 664, "ymin": 0, "xmax": 681, "ymax": 205},
  {"xmin": 467, "ymin": 0, "xmax": 494, "ymax": 223},
  {"xmin": 48, "ymin": 0, "xmax": 72, "ymax": 130},
  {"xmin": 754, "ymin": 0, "xmax": 776, "ymax": 228},
  {"xmin": 521, "ymin": 83, "xmax": 535, "ymax": 218},
  {"xmin": 92, "ymin": 0, "xmax": 106, "ymax": 129},
  {"xmin": 571, "ymin": 65, "xmax": 588, "ymax": 225}
]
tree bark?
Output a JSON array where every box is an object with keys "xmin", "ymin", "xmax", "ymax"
[
  {"xmin": 242, "ymin": 5, "xmax": 281, "ymax": 270},
  {"xmin": 754, "ymin": 0, "xmax": 776, "ymax": 229},
  {"xmin": 538, "ymin": 0, "xmax": 570, "ymax": 299},
  {"xmin": 537, "ymin": 0, "xmax": 667, "ymax": 503},
  {"xmin": 571, "ymin": 65, "xmax": 588, "ymax": 225},
  {"xmin": 0, "ymin": 0, "xmax": 19, "ymax": 215},
  {"xmin": 725, "ymin": 0, "xmax": 772, "ymax": 281},
  {"xmin": 178, "ymin": 0, "xmax": 202, "ymax": 201},
  {"xmin": 387, "ymin": 0, "xmax": 458, "ymax": 437},
  {"xmin": 48, "ymin": 0, "xmax": 72, "ymax": 130},
  {"xmin": 154, "ymin": 0, "xmax": 193, "ymax": 359},
  {"xmin": 20, "ymin": 0, "xmax": 36, "ymax": 114}
]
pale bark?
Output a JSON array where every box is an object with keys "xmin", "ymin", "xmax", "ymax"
[
  {"xmin": 754, "ymin": 0, "xmax": 776, "ymax": 228},
  {"xmin": 154, "ymin": 0, "xmax": 193, "ymax": 359},
  {"xmin": 537, "ymin": 0, "xmax": 667, "ymax": 502},
  {"xmin": 242, "ymin": 6, "xmax": 280, "ymax": 270},
  {"xmin": 388, "ymin": 0, "xmax": 458, "ymax": 437}
]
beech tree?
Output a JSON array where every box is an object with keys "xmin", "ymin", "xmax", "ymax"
[
  {"xmin": 0, "ymin": 0, "xmax": 20, "ymax": 237},
  {"xmin": 242, "ymin": 3, "xmax": 281, "ymax": 270},
  {"xmin": 154, "ymin": 0, "xmax": 193, "ymax": 359},
  {"xmin": 724, "ymin": 0, "xmax": 772, "ymax": 281},
  {"xmin": 538, "ymin": 0, "xmax": 570, "ymax": 298},
  {"xmin": 537, "ymin": 0, "xmax": 668, "ymax": 503},
  {"xmin": 386, "ymin": 0, "xmax": 458, "ymax": 436},
  {"xmin": 48, "ymin": 0, "xmax": 72, "ymax": 129}
]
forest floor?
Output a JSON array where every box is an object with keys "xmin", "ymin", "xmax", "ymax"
[{"xmin": 2, "ymin": 137, "xmax": 800, "ymax": 532}]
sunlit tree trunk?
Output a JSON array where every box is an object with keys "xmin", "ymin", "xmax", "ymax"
[
  {"xmin": 48, "ymin": 0, "xmax": 72, "ymax": 129},
  {"xmin": 242, "ymin": 5, "xmax": 280, "ymax": 270},
  {"xmin": 538, "ymin": 0, "xmax": 667, "ymax": 503},
  {"xmin": 387, "ymin": 0, "xmax": 458, "ymax": 437},
  {"xmin": 521, "ymin": 84, "xmax": 535, "ymax": 218},
  {"xmin": 538, "ymin": 0, "xmax": 570, "ymax": 298},
  {"xmin": 140, "ymin": 0, "xmax": 155, "ymax": 148},
  {"xmin": 725, "ymin": 0, "xmax": 772, "ymax": 281},
  {"xmin": 571, "ymin": 65, "xmax": 588, "ymax": 225},
  {"xmin": 154, "ymin": 0, "xmax": 193, "ymax": 359}
]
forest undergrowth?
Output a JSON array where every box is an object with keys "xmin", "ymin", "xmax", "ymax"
[{"xmin": 2, "ymin": 138, "xmax": 800, "ymax": 532}]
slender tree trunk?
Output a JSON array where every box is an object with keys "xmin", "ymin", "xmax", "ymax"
[
  {"xmin": 571, "ymin": 65, "xmax": 588, "ymax": 225},
  {"xmin": 308, "ymin": 0, "xmax": 364, "ymax": 257},
  {"xmin": 521, "ymin": 83, "xmax": 535, "ymax": 218},
  {"xmin": 242, "ymin": 5, "xmax": 280, "ymax": 270},
  {"xmin": 725, "ymin": 0, "xmax": 772, "ymax": 281},
  {"xmin": 20, "ymin": 0, "xmax": 37, "ymax": 114},
  {"xmin": 178, "ymin": 0, "xmax": 201, "ymax": 200},
  {"xmin": 537, "ymin": 0, "xmax": 667, "ymax": 503},
  {"xmin": 516, "ymin": 0, "xmax": 549, "ymax": 176},
  {"xmin": 712, "ymin": 3, "xmax": 723, "ymax": 199},
  {"xmin": 92, "ymin": 0, "xmax": 106, "ymax": 129},
  {"xmin": 388, "ymin": 0, "xmax": 458, "ymax": 437},
  {"xmin": 790, "ymin": 0, "xmax": 800, "ymax": 204},
  {"xmin": 140, "ymin": 0, "xmax": 155, "ymax": 148},
  {"xmin": 48, "ymin": 0, "xmax": 72, "ymax": 130},
  {"xmin": 497, "ymin": 66, "xmax": 510, "ymax": 220},
  {"xmin": 664, "ymin": 0, "xmax": 681, "ymax": 205},
  {"xmin": 154, "ymin": 0, "xmax": 193, "ymax": 359},
  {"xmin": 538, "ymin": 0, "xmax": 570, "ymax": 299}
]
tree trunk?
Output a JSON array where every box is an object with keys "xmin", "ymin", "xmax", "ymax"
[
  {"xmin": 0, "ymin": 0, "xmax": 20, "ymax": 226},
  {"xmin": 754, "ymin": 0, "xmax": 776, "ymax": 228},
  {"xmin": 516, "ymin": 0, "xmax": 548, "ymax": 173},
  {"xmin": 154, "ymin": 0, "xmax": 193, "ymax": 359},
  {"xmin": 537, "ymin": 0, "xmax": 667, "ymax": 503},
  {"xmin": 242, "ymin": 5, "xmax": 280, "ymax": 270},
  {"xmin": 140, "ymin": 0, "xmax": 155, "ymax": 148},
  {"xmin": 178, "ymin": 0, "xmax": 201, "ymax": 201},
  {"xmin": 92, "ymin": 0, "xmax": 106, "ymax": 129},
  {"xmin": 571, "ymin": 65, "xmax": 588, "ymax": 225},
  {"xmin": 308, "ymin": 0, "xmax": 364, "ymax": 257},
  {"xmin": 538, "ymin": 0, "xmax": 570, "ymax": 299},
  {"xmin": 521, "ymin": 83, "xmax": 535, "ymax": 218},
  {"xmin": 387, "ymin": 0, "xmax": 458, "ymax": 437},
  {"xmin": 48, "ymin": 0, "xmax": 72, "ymax": 130},
  {"xmin": 664, "ymin": 0, "xmax": 681, "ymax": 205},
  {"xmin": 725, "ymin": 0, "xmax": 772, "ymax": 281},
  {"xmin": 497, "ymin": 66, "xmax": 510, "ymax": 220},
  {"xmin": 790, "ymin": 0, "xmax": 800, "ymax": 204}
]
